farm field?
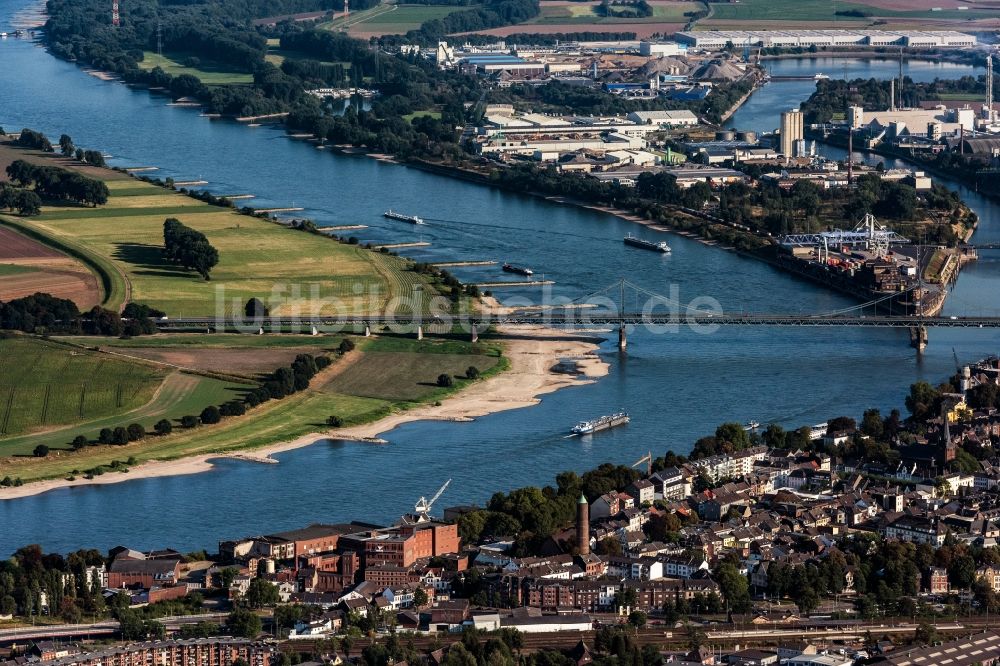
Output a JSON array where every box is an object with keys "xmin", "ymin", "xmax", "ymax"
[
  {"xmin": 112, "ymin": 344, "xmax": 345, "ymax": 378},
  {"xmin": 327, "ymin": 346, "xmax": 501, "ymax": 401},
  {"xmin": 0, "ymin": 337, "xmax": 166, "ymax": 441},
  {"xmin": 0, "ymin": 226, "xmax": 102, "ymax": 308},
  {"xmin": 138, "ymin": 52, "xmax": 254, "ymax": 85},
  {"xmin": 67, "ymin": 333, "xmax": 353, "ymax": 349},
  {"xmin": 467, "ymin": 21, "xmax": 685, "ymax": 36},
  {"xmin": 529, "ymin": 0, "xmax": 700, "ymax": 24},
  {"xmin": 0, "ymin": 141, "xmax": 438, "ymax": 317},
  {"xmin": 0, "ymin": 370, "xmax": 249, "ymax": 456},
  {"xmin": 320, "ymin": 4, "xmax": 462, "ymax": 36}
]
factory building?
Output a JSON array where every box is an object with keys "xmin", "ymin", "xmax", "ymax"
[{"xmin": 675, "ymin": 30, "xmax": 976, "ymax": 50}]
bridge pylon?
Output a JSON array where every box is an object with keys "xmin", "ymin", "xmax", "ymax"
[
  {"xmin": 618, "ymin": 324, "xmax": 627, "ymax": 351},
  {"xmin": 909, "ymin": 325, "xmax": 928, "ymax": 352}
]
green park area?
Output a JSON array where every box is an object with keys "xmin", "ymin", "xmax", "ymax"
[{"xmin": 138, "ymin": 52, "xmax": 254, "ymax": 85}]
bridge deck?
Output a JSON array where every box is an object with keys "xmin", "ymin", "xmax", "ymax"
[{"xmin": 154, "ymin": 314, "xmax": 1000, "ymax": 328}]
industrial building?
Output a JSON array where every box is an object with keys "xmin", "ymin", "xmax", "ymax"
[
  {"xmin": 479, "ymin": 133, "xmax": 647, "ymax": 159},
  {"xmin": 457, "ymin": 54, "xmax": 546, "ymax": 76},
  {"xmin": 675, "ymin": 30, "xmax": 976, "ymax": 50},
  {"xmin": 638, "ymin": 41, "xmax": 687, "ymax": 57},
  {"xmin": 780, "ymin": 109, "xmax": 804, "ymax": 158},
  {"xmin": 625, "ymin": 110, "xmax": 699, "ymax": 127},
  {"xmin": 848, "ymin": 104, "xmax": 979, "ymax": 149},
  {"xmin": 868, "ymin": 630, "xmax": 1000, "ymax": 666}
]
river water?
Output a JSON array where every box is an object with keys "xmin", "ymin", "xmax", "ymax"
[{"xmin": 0, "ymin": 6, "xmax": 997, "ymax": 552}]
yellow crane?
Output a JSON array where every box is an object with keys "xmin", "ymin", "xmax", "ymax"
[{"xmin": 632, "ymin": 451, "xmax": 652, "ymax": 477}]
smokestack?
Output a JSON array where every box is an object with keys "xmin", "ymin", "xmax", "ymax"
[
  {"xmin": 848, "ymin": 129, "xmax": 853, "ymax": 184},
  {"xmin": 890, "ymin": 79, "xmax": 895, "ymax": 112},
  {"xmin": 899, "ymin": 48, "xmax": 904, "ymax": 109},
  {"xmin": 988, "ymin": 55, "xmax": 994, "ymax": 117},
  {"xmin": 577, "ymin": 494, "xmax": 590, "ymax": 556}
]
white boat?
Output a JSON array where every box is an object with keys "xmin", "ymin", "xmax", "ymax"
[{"xmin": 809, "ymin": 422, "xmax": 829, "ymax": 441}]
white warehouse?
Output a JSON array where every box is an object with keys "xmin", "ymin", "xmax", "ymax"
[{"xmin": 675, "ymin": 30, "xmax": 976, "ymax": 50}]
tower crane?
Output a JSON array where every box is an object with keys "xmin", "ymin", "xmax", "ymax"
[
  {"xmin": 412, "ymin": 479, "xmax": 451, "ymax": 522},
  {"xmin": 632, "ymin": 451, "xmax": 652, "ymax": 477}
]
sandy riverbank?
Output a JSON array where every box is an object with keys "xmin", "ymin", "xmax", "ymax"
[{"xmin": 0, "ymin": 327, "xmax": 608, "ymax": 500}]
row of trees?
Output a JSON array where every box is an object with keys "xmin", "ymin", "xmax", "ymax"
[
  {"xmin": 163, "ymin": 218, "xmax": 219, "ymax": 280},
  {"xmin": 5, "ymin": 160, "xmax": 109, "ymax": 206}
]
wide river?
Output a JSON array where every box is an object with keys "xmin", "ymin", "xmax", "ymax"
[{"xmin": 0, "ymin": 3, "xmax": 997, "ymax": 552}]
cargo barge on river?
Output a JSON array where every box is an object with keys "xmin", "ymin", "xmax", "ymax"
[{"xmin": 571, "ymin": 411, "xmax": 630, "ymax": 435}]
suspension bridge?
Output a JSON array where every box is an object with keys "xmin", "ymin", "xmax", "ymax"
[{"xmin": 154, "ymin": 279, "xmax": 1000, "ymax": 351}]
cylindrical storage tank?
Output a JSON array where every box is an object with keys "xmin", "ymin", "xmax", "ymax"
[
  {"xmin": 265, "ymin": 559, "xmax": 276, "ymax": 574},
  {"xmin": 716, "ymin": 130, "xmax": 735, "ymax": 141},
  {"xmin": 737, "ymin": 130, "xmax": 757, "ymax": 143}
]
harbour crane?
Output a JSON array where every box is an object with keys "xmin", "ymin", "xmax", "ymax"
[
  {"xmin": 632, "ymin": 451, "xmax": 652, "ymax": 477},
  {"xmin": 412, "ymin": 479, "xmax": 451, "ymax": 522}
]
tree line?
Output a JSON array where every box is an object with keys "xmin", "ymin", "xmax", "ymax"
[
  {"xmin": 6, "ymin": 160, "xmax": 109, "ymax": 207},
  {"xmin": 0, "ymin": 294, "xmax": 159, "ymax": 336},
  {"xmin": 163, "ymin": 218, "xmax": 220, "ymax": 280}
]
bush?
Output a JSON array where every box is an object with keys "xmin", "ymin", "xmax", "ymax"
[
  {"xmin": 465, "ymin": 366, "xmax": 480, "ymax": 379},
  {"xmin": 219, "ymin": 401, "xmax": 246, "ymax": 417},
  {"xmin": 180, "ymin": 415, "xmax": 199, "ymax": 428},
  {"xmin": 244, "ymin": 389, "xmax": 269, "ymax": 407},
  {"xmin": 71, "ymin": 435, "xmax": 89, "ymax": 450},
  {"xmin": 200, "ymin": 406, "xmax": 221, "ymax": 424},
  {"xmin": 111, "ymin": 427, "xmax": 129, "ymax": 445},
  {"xmin": 154, "ymin": 419, "xmax": 172, "ymax": 436},
  {"xmin": 98, "ymin": 428, "xmax": 113, "ymax": 444},
  {"xmin": 126, "ymin": 423, "xmax": 145, "ymax": 441},
  {"xmin": 437, "ymin": 373, "xmax": 453, "ymax": 388},
  {"xmin": 33, "ymin": 444, "xmax": 50, "ymax": 457},
  {"xmin": 327, "ymin": 415, "xmax": 343, "ymax": 427},
  {"xmin": 339, "ymin": 338, "xmax": 355, "ymax": 353}
]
